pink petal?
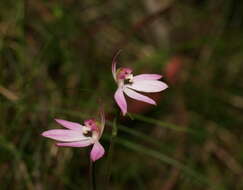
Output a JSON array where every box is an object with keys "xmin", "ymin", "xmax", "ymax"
[
  {"xmin": 41, "ymin": 129, "xmax": 88, "ymax": 142},
  {"xmin": 123, "ymin": 87, "xmax": 156, "ymax": 105},
  {"xmin": 90, "ymin": 141, "xmax": 105, "ymax": 162},
  {"xmin": 114, "ymin": 87, "xmax": 127, "ymax": 115},
  {"xmin": 133, "ymin": 74, "xmax": 162, "ymax": 81},
  {"xmin": 55, "ymin": 119, "xmax": 83, "ymax": 130},
  {"xmin": 56, "ymin": 140, "xmax": 92, "ymax": 147},
  {"xmin": 126, "ymin": 80, "xmax": 168, "ymax": 93}
]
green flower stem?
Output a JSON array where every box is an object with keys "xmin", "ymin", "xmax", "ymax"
[
  {"xmin": 89, "ymin": 159, "xmax": 96, "ymax": 190},
  {"xmin": 105, "ymin": 118, "xmax": 118, "ymax": 189}
]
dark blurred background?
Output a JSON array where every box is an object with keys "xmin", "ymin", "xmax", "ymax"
[{"xmin": 1, "ymin": 0, "xmax": 243, "ymax": 189}]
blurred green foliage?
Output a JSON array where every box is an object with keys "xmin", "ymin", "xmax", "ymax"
[{"xmin": 1, "ymin": 0, "xmax": 243, "ymax": 189}]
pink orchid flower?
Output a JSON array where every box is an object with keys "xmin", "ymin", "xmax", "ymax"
[
  {"xmin": 41, "ymin": 111, "xmax": 105, "ymax": 162},
  {"xmin": 112, "ymin": 56, "xmax": 168, "ymax": 116}
]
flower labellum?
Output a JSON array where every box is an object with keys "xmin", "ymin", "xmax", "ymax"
[
  {"xmin": 112, "ymin": 54, "xmax": 168, "ymax": 115},
  {"xmin": 41, "ymin": 111, "xmax": 106, "ymax": 162}
]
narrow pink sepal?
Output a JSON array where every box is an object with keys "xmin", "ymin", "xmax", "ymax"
[
  {"xmin": 56, "ymin": 140, "xmax": 92, "ymax": 147},
  {"xmin": 99, "ymin": 109, "xmax": 105, "ymax": 136},
  {"xmin": 55, "ymin": 119, "xmax": 83, "ymax": 130},
  {"xmin": 112, "ymin": 61, "xmax": 117, "ymax": 81},
  {"xmin": 126, "ymin": 80, "xmax": 168, "ymax": 93},
  {"xmin": 123, "ymin": 87, "xmax": 156, "ymax": 105},
  {"xmin": 133, "ymin": 74, "xmax": 162, "ymax": 81},
  {"xmin": 90, "ymin": 141, "xmax": 105, "ymax": 162},
  {"xmin": 114, "ymin": 87, "xmax": 127, "ymax": 115},
  {"xmin": 41, "ymin": 129, "xmax": 86, "ymax": 142},
  {"xmin": 111, "ymin": 50, "xmax": 122, "ymax": 81}
]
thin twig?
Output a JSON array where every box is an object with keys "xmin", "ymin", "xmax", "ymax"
[{"xmin": 0, "ymin": 85, "xmax": 19, "ymax": 101}]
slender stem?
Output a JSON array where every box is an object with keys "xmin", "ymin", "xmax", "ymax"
[
  {"xmin": 105, "ymin": 118, "xmax": 118, "ymax": 188},
  {"xmin": 89, "ymin": 159, "xmax": 96, "ymax": 190}
]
